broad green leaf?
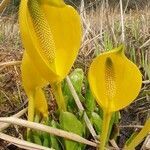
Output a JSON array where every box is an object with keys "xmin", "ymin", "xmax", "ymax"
[
  {"xmin": 109, "ymin": 111, "xmax": 120, "ymax": 140},
  {"xmin": 69, "ymin": 68, "xmax": 84, "ymax": 94},
  {"xmin": 33, "ymin": 134, "xmax": 42, "ymax": 146},
  {"xmin": 63, "ymin": 68, "xmax": 84, "ymax": 95},
  {"xmin": 60, "ymin": 112, "xmax": 84, "ymax": 150}
]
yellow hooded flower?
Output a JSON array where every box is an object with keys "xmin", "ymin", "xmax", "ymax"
[
  {"xmin": 88, "ymin": 45, "xmax": 142, "ymax": 150},
  {"xmin": 19, "ymin": 0, "xmax": 82, "ymax": 84},
  {"xmin": 19, "ymin": 0, "xmax": 82, "ymax": 112},
  {"xmin": 88, "ymin": 45, "xmax": 142, "ymax": 112}
]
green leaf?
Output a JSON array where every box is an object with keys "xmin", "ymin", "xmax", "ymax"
[
  {"xmin": 60, "ymin": 112, "xmax": 84, "ymax": 150},
  {"xmin": 32, "ymin": 114, "xmax": 42, "ymax": 145},
  {"xmin": 63, "ymin": 68, "xmax": 84, "ymax": 95},
  {"xmin": 85, "ymin": 80, "xmax": 96, "ymax": 115},
  {"xmin": 41, "ymin": 118, "xmax": 50, "ymax": 147},
  {"xmin": 33, "ymin": 134, "xmax": 42, "ymax": 146},
  {"xmin": 69, "ymin": 68, "xmax": 84, "ymax": 93},
  {"xmin": 50, "ymin": 120, "xmax": 61, "ymax": 150},
  {"xmin": 103, "ymin": 32, "xmax": 113, "ymax": 51},
  {"xmin": 92, "ymin": 110, "xmax": 120, "ymax": 143},
  {"xmin": 91, "ymin": 112, "xmax": 103, "ymax": 134},
  {"xmin": 62, "ymin": 68, "xmax": 84, "ymax": 111},
  {"xmin": 125, "ymin": 131, "xmax": 139, "ymax": 146}
]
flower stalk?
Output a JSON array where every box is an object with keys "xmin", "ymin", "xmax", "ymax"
[
  {"xmin": 100, "ymin": 111, "xmax": 112, "ymax": 150},
  {"xmin": 51, "ymin": 82, "xmax": 66, "ymax": 111}
]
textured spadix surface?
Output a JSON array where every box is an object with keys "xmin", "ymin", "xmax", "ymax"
[
  {"xmin": 88, "ymin": 45, "xmax": 142, "ymax": 112},
  {"xmin": 19, "ymin": 0, "xmax": 82, "ymax": 84}
]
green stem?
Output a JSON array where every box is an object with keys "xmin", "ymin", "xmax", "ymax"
[
  {"xmin": 51, "ymin": 82, "xmax": 66, "ymax": 112},
  {"xmin": 99, "ymin": 111, "xmax": 112, "ymax": 150},
  {"xmin": 125, "ymin": 119, "xmax": 150, "ymax": 150}
]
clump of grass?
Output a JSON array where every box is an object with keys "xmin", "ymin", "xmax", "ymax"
[{"xmin": 78, "ymin": 1, "xmax": 150, "ymax": 77}]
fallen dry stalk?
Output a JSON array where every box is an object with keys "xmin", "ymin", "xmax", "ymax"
[
  {"xmin": 119, "ymin": 125, "xmax": 143, "ymax": 129},
  {"xmin": 0, "ymin": 107, "xmax": 27, "ymax": 131},
  {"xmin": 0, "ymin": 117, "xmax": 97, "ymax": 147},
  {"xmin": 0, "ymin": 61, "xmax": 21, "ymax": 67},
  {"xmin": 0, "ymin": 132, "xmax": 53, "ymax": 150}
]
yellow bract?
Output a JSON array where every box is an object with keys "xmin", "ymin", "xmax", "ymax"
[
  {"xmin": 88, "ymin": 45, "xmax": 142, "ymax": 112},
  {"xmin": 21, "ymin": 52, "xmax": 48, "ymax": 121},
  {"xmin": 19, "ymin": 0, "xmax": 82, "ymax": 84}
]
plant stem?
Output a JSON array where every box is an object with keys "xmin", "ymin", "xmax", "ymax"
[
  {"xmin": 51, "ymin": 82, "xmax": 66, "ymax": 111},
  {"xmin": 27, "ymin": 94, "xmax": 35, "ymax": 138},
  {"xmin": 100, "ymin": 111, "xmax": 112, "ymax": 150},
  {"xmin": 28, "ymin": 94, "xmax": 35, "ymax": 122}
]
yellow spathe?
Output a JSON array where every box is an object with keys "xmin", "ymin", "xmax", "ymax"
[
  {"xmin": 19, "ymin": 0, "xmax": 82, "ymax": 84},
  {"xmin": 21, "ymin": 52, "xmax": 48, "ymax": 121},
  {"xmin": 88, "ymin": 45, "xmax": 142, "ymax": 112}
]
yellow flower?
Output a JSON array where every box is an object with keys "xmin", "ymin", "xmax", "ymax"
[
  {"xmin": 19, "ymin": 0, "xmax": 82, "ymax": 112},
  {"xmin": 88, "ymin": 45, "xmax": 142, "ymax": 150},
  {"xmin": 88, "ymin": 45, "xmax": 142, "ymax": 112},
  {"xmin": 19, "ymin": 0, "xmax": 82, "ymax": 84}
]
